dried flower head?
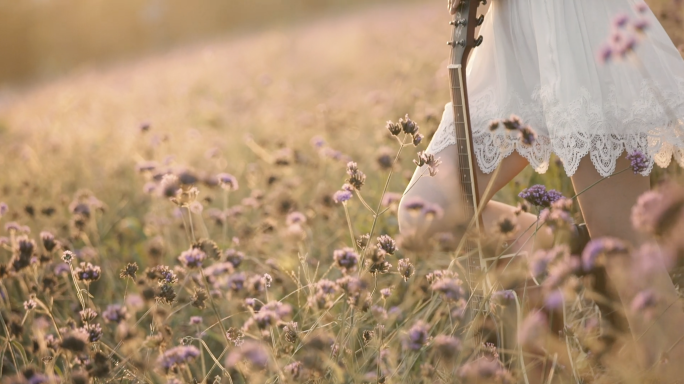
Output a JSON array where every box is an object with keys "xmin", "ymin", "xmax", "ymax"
[
  {"xmin": 413, "ymin": 151, "xmax": 442, "ymax": 176},
  {"xmin": 386, "ymin": 120, "xmax": 402, "ymax": 136},
  {"xmin": 496, "ymin": 215, "xmax": 518, "ymax": 236},
  {"xmin": 119, "ymin": 262, "xmax": 138, "ymax": 280},
  {"xmin": 346, "ymin": 161, "xmax": 366, "ymax": 190},
  {"xmin": 399, "ymin": 114, "xmax": 419, "ymax": 136},
  {"xmin": 226, "ymin": 327, "xmax": 245, "ymax": 347},
  {"xmin": 412, "ymin": 133, "xmax": 424, "ymax": 146},
  {"xmin": 397, "ymin": 258, "xmax": 415, "ymax": 282},
  {"xmin": 23, "ymin": 299, "xmax": 37, "ymax": 311},
  {"xmin": 376, "ymin": 234, "xmax": 397, "ymax": 255},
  {"xmin": 40, "ymin": 231, "xmax": 57, "ymax": 252},
  {"xmin": 74, "ymin": 262, "xmax": 102, "ymax": 283}
]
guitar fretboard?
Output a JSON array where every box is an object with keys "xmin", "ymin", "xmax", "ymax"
[{"xmin": 448, "ymin": 64, "xmax": 484, "ymax": 307}]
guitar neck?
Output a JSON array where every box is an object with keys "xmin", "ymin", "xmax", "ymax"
[{"xmin": 448, "ymin": 63, "xmax": 485, "ymax": 300}]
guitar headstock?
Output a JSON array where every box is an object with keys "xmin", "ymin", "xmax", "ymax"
[{"xmin": 447, "ymin": 0, "xmax": 486, "ymax": 67}]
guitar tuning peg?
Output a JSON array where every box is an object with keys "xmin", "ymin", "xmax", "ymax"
[
  {"xmin": 474, "ymin": 36, "xmax": 484, "ymax": 47},
  {"xmin": 477, "ymin": 15, "xmax": 485, "ymax": 26}
]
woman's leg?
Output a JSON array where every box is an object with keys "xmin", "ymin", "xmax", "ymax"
[
  {"xmin": 398, "ymin": 146, "xmax": 554, "ymax": 254},
  {"xmin": 570, "ymin": 152, "xmax": 684, "ymax": 378}
]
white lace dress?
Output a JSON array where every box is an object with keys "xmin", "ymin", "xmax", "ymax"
[{"xmin": 426, "ymin": 0, "xmax": 684, "ymax": 178}]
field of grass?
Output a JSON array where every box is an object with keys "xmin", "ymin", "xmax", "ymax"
[{"xmin": 0, "ymin": 1, "xmax": 683, "ymax": 383}]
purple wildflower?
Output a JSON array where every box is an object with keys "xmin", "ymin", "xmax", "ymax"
[
  {"xmin": 633, "ymin": 183, "xmax": 684, "ymax": 237},
  {"xmin": 430, "ymin": 276, "xmax": 465, "ymax": 301},
  {"xmin": 0, "ymin": 202, "xmax": 7, "ymax": 217},
  {"xmin": 518, "ymin": 185, "xmax": 563, "ymax": 208},
  {"xmin": 189, "ymin": 316, "xmax": 203, "ymax": 325},
  {"xmin": 518, "ymin": 311, "xmax": 547, "ymax": 347},
  {"xmin": 519, "ymin": 126, "xmax": 537, "ymax": 145},
  {"xmin": 432, "ymin": 335, "xmax": 462, "ymax": 360},
  {"xmin": 627, "ymin": 150, "xmax": 649, "ymax": 174},
  {"xmin": 582, "ymin": 237, "xmax": 628, "ymax": 271},
  {"xmin": 381, "ymin": 192, "xmax": 402, "ymax": 207},
  {"xmin": 545, "ymin": 290, "xmax": 565, "ymax": 310},
  {"xmin": 422, "ymin": 202, "xmax": 444, "ymax": 220},
  {"xmin": 412, "ymin": 133, "xmax": 424, "ymax": 146},
  {"xmin": 491, "ymin": 290, "xmax": 516, "ymax": 307},
  {"xmin": 157, "ymin": 345, "xmax": 200, "ymax": 373},
  {"xmin": 597, "ymin": 43, "xmax": 613, "ymax": 65},
  {"xmin": 631, "ymin": 289, "xmax": 659, "ymax": 317},
  {"xmin": 333, "ymin": 189, "xmax": 353, "ymax": 204},
  {"xmin": 225, "ymin": 341, "xmax": 269, "ymax": 369},
  {"xmin": 177, "ymin": 248, "xmax": 206, "ymax": 269},
  {"xmin": 612, "ymin": 13, "xmax": 630, "ymax": 28},
  {"xmin": 333, "ymin": 247, "xmax": 359, "ymax": 273},
  {"xmin": 80, "ymin": 323, "xmax": 103, "ymax": 342},
  {"xmin": 402, "ymin": 196, "xmax": 426, "ymax": 214},
  {"xmin": 539, "ymin": 199, "xmax": 574, "ymax": 231},
  {"xmin": 310, "ymin": 135, "xmax": 326, "ymax": 148},
  {"xmin": 458, "ymin": 357, "xmax": 513, "ymax": 383},
  {"xmin": 403, "ymin": 320, "xmax": 430, "ymax": 351},
  {"xmin": 285, "ymin": 211, "xmax": 307, "ymax": 226},
  {"xmin": 633, "ymin": 2, "xmax": 648, "ymax": 14},
  {"xmin": 633, "ymin": 17, "xmax": 650, "ymax": 33},
  {"xmin": 224, "ymin": 248, "xmax": 245, "ymax": 268},
  {"xmin": 102, "ymin": 304, "xmax": 128, "ymax": 324},
  {"xmin": 217, "ymin": 173, "xmax": 239, "ymax": 191}
]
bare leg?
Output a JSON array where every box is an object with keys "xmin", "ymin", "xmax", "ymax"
[
  {"xmin": 398, "ymin": 146, "xmax": 554, "ymax": 255},
  {"xmin": 571, "ymin": 152, "xmax": 684, "ymax": 379}
]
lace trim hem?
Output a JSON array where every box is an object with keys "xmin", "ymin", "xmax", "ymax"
[{"xmin": 426, "ymin": 78, "xmax": 684, "ymax": 178}]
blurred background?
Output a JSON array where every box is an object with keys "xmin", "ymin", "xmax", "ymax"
[
  {"xmin": 2, "ymin": 0, "xmax": 682, "ymax": 88},
  {"xmin": 0, "ymin": 0, "xmax": 419, "ymax": 87}
]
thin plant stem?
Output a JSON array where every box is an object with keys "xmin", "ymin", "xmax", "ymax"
[
  {"xmin": 199, "ymin": 268, "xmax": 232, "ymax": 348},
  {"xmin": 342, "ymin": 202, "xmax": 357, "ymax": 252},
  {"xmin": 186, "ymin": 206, "xmax": 196, "ymax": 243}
]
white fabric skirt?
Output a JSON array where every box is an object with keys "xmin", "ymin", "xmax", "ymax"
[{"xmin": 426, "ymin": 0, "xmax": 684, "ymax": 178}]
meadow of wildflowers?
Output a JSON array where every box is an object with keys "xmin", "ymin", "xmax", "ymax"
[{"xmin": 0, "ymin": 1, "xmax": 684, "ymax": 383}]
